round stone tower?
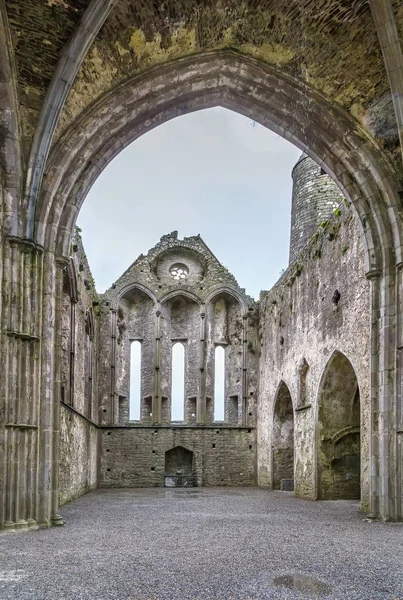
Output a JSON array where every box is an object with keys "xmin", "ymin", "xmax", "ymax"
[{"xmin": 289, "ymin": 154, "xmax": 344, "ymax": 264}]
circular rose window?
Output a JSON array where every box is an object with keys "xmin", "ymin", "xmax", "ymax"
[{"xmin": 169, "ymin": 263, "xmax": 189, "ymax": 280}]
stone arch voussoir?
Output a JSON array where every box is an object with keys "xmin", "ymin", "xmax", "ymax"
[{"xmin": 35, "ymin": 50, "xmax": 402, "ymax": 275}]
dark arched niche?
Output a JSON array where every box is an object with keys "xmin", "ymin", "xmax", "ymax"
[
  {"xmin": 272, "ymin": 381, "xmax": 295, "ymax": 491},
  {"xmin": 164, "ymin": 446, "xmax": 194, "ymax": 487},
  {"xmin": 317, "ymin": 352, "xmax": 361, "ymax": 500}
]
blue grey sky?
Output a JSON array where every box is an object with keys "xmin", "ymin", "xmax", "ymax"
[{"xmin": 78, "ymin": 107, "xmax": 301, "ymax": 299}]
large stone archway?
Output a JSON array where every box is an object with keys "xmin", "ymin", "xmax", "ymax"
[{"xmin": 1, "ymin": 43, "xmax": 403, "ymax": 528}]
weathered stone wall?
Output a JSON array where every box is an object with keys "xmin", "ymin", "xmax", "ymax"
[
  {"xmin": 99, "ymin": 427, "xmax": 256, "ymax": 488},
  {"xmin": 100, "ymin": 232, "xmax": 257, "ymax": 430},
  {"xmin": 258, "ymin": 204, "xmax": 371, "ymax": 511},
  {"xmin": 59, "ymin": 406, "xmax": 97, "ymax": 506},
  {"xmin": 115, "ymin": 289, "xmax": 155, "ymax": 422},
  {"xmin": 80, "ymin": 232, "xmax": 259, "ymax": 493},
  {"xmin": 59, "ymin": 228, "xmax": 99, "ymax": 504}
]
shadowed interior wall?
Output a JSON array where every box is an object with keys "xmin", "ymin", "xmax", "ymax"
[
  {"xmin": 59, "ymin": 408, "xmax": 97, "ymax": 506},
  {"xmin": 272, "ymin": 382, "xmax": 294, "ymax": 490},
  {"xmin": 317, "ymin": 352, "xmax": 361, "ymax": 500},
  {"xmin": 100, "ymin": 427, "xmax": 256, "ymax": 488},
  {"xmin": 165, "ymin": 446, "xmax": 193, "ymax": 476},
  {"xmin": 58, "ymin": 232, "xmax": 99, "ymax": 505}
]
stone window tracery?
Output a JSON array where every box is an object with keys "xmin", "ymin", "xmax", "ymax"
[{"xmin": 169, "ymin": 263, "xmax": 189, "ymax": 280}]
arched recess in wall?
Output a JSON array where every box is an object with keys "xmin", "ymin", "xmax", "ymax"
[
  {"xmin": 85, "ymin": 307, "xmax": 95, "ymax": 419},
  {"xmin": 207, "ymin": 290, "xmax": 245, "ymax": 425},
  {"xmin": 272, "ymin": 381, "xmax": 295, "ymax": 491},
  {"xmin": 317, "ymin": 352, "xmax": 361, "ymax": 501},
  {"xmin": 116, "ymin": 286, "xmax": 155, "ymax": 424},
  {"xmin": 61, "ymin": 259, "xmax": 78, "ymax": 407},
  {"xmin": 214, "ymin": 346, "xmax": 225, "ymax": 422},
  {"xmin": 129, "ymin": 341, "xmax": 142, "ymax": 421},
  {"xmin": 297, "ymin": 357, "xmax": 310, "ymax": 409},
  {"xmin": 171, "ymin": 343, "xmax": 185, "ymax": 422},
  {"xmin": 161, "ymin": 293, "xmax": 200, "ymax": 424}
]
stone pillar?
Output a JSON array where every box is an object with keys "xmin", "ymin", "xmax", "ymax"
[
  {"xmin": 241, "ymin": 314, "xmax": 248, "ymax": 426},
  {"xmin": 367, "ymin": 271, "xmax": 381, "ymax": 519},
  {"xmin": 109, "ymin": 308, "xmax": 117, "ymax": 424},
  {"xmin": 51, "ymin": 259, "xmax": 65, "ymax": 526},
  {"xmin": 153, "ymin": 307, "xmax": 162, "ymax": 424},
  {"xmin": 366, "ymin": 265, "xmax": 398, "ymax": 521},
  {"xmin": 395, "ymin": 263, "xmax": 403, "ymax": 520},
  {"xmin": 0, "ymin": 238, "xmax": 45, "ymax": 530},
  {"xmin": 379, "ymin": 265, "xmax": 397, "ymax": 520},
  {"xmin": 197, "ymin": 309, "xmax": 206, "ymax": 425},
  {"xmin": 38, "ymin": 249, "xmax": 57, "ymax": 527}
]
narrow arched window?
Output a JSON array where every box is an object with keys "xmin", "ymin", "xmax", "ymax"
[
  {"xmin": 214, "ymin": 346, "xmax": 225, "ymax": 421},
  {"xmin": 129, "ymin": 341, "xmax": 142, "ymax": 420},
  {"xmin": 171, "ymin": 343, "xmax": 185, "ymax": 421}
]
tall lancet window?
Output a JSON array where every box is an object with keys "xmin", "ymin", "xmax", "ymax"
[
  {"xmin": 171, "ymin": 343, "xmax": 185, "ymax": 421},
  {"xmin": 129, "ymin": 341, "xmax": 142, "ymax": 420},
  {"xmin": 214, "ymin": 346, "xmax": 225, "ymax": 421}
]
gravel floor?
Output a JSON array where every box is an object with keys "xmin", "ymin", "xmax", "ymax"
[{"xmin": 0, "ymin": 488, "xmax": 402, "ymax": 600}]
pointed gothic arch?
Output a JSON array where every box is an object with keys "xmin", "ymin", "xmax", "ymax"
[
  {"xmin": 272, "ymin": 381, "xmax": 295, "ymax": 491},
  {"xmin": 316, "ymin": 351, "xmax": 361, "ymax": 501}
]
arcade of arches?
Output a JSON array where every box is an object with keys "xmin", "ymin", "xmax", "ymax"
[{"xmin": 0, "ymin": 0, "xmax": 403, "ymax": 530}]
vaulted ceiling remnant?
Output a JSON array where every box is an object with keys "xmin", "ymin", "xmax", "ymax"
[{"xmin": 3, "ymin": 0, "xmax": 401, "ymax": 171}]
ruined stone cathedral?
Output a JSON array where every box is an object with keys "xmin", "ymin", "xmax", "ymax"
[
  {"xmin": 55, "ymin": 154, "xmax": 368, "ymax": 511},
  {"xmin": 1, "ymin": 0, "xmax": 403, "ymax": 534}
]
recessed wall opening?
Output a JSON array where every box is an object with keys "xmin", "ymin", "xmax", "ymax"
[
  {"xmin": 171, "ymin": 343, "xmax": 185, "ymax": 422},
  {"xmin": 164, "ymin": 446, "xmax": 194, "ymax": 487},
  {"xmin": 186, "ymin": 397, "xmax": 197, "ymax": 425},
  {"xmin": 129, "ymin": 340, "xmax": 141, "ymax": 421},
  {"xmin": 206, "ymin": 397, "xmax": 213, "ymax": 424},
  {"xmin": 118, "ymin": 395, "xmax": 128, "ymax": 425},
  {"xmin": 272, "ymin": 382, "xmax": 295, "ymax": 491},
  {"xmin": 214, "ymin": 346, "xmax": 225, "ymax": 422},
  {"xmin": 161, "ymin": 396, "xmax": 169, "ymax": 424},
  {"xmin": 227, "ymin": 395, "xmax": 239, "ymax": 426},
  {"xmin": 142, "ymin": 396, "xmax": 153, "ymax": 424},
  {"xmin": 317, "ymin": 352, "xmax": 361, "ymax": 501}
]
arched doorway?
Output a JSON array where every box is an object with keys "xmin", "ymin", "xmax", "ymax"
[
  {"xmin": 272, "ymin": 381, "xmax": 295, "ymax": 491},
  {"xmin": 317, "ymin": 352, "xmax": 361, "ymax": 501}
]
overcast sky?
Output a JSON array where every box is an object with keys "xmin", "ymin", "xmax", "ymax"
[{"xmin": 78, "ymin": 107, "xmax": 301, "ymax": 300}]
